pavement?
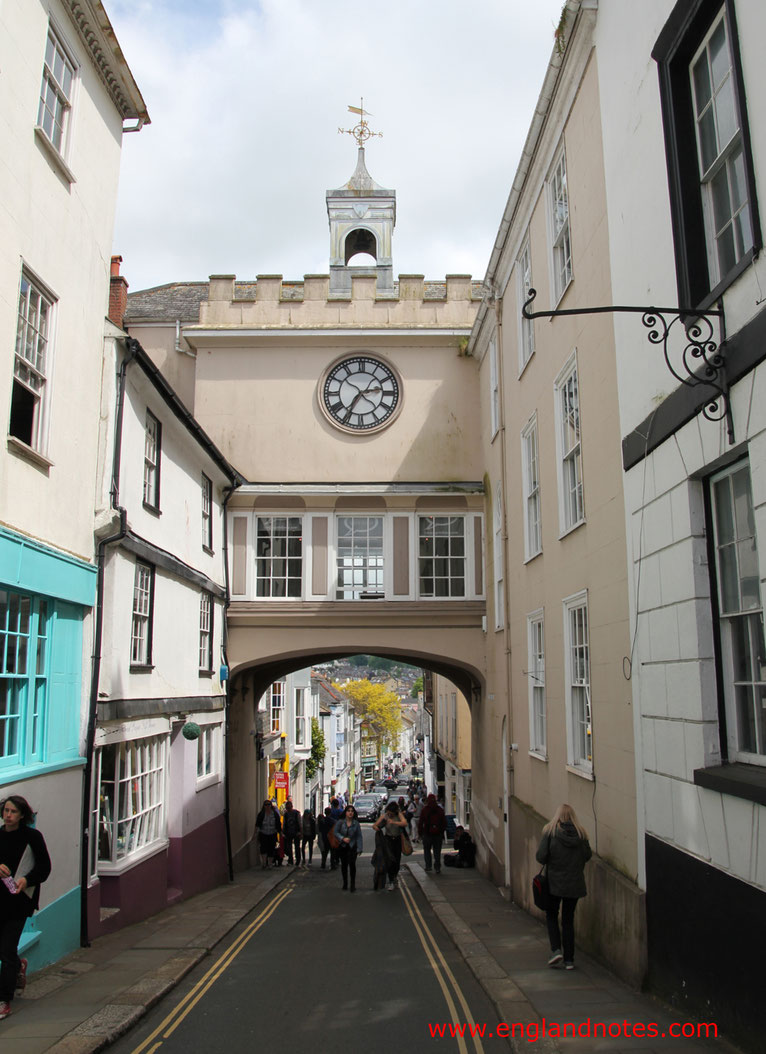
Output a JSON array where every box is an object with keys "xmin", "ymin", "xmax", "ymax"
[{"xmin": 1, "ymin": 849, "xmax": 743, "ymax": 1054}]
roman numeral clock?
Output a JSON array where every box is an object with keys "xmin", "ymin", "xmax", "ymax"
[{"xmin": 319, "ymin": 355, "xmax": 402, "ymax": 434}]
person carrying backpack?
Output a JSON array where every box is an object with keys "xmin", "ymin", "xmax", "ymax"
[{"xmin": 418, "ymin": 793, "xmax": 446, "ymax": 873}]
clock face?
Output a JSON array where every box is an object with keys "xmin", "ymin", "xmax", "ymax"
[{"xmin": 321, "ymin": 355, "xmax": 401, "ymax": 433}]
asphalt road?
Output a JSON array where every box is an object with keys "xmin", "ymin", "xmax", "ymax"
[{"xmin": 110, "ymin": 853, "xmax": 511, "ymax": 1054}]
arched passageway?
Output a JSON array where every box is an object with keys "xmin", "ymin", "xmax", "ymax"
[{"xmin": 225, "ymin": 619, "xmax": 484, "ymax": 871}]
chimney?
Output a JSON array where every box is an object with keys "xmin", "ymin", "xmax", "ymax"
[{"xmin": 109, "ymin": 255, "xmax": 129, "ymax": 328}]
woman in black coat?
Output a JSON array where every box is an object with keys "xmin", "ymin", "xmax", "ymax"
[
  {"xmin": 0, "ymin": 795, "xmax": 51, "ymax": 1020},
  {"xmin": 535, "ymin": 803, "xmax": 591, "ymax": 970}
]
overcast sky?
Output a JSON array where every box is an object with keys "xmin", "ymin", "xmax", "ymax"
[{"xmin": 108, "ymin": 0, "xmax": 566, "ymax": 293}]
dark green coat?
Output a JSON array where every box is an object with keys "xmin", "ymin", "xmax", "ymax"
[{"xmin": 535, "ymin": 822, "xmax": 592, "ymax": 899}]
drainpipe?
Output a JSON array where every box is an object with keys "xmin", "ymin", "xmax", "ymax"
[
  {"xmin": 79, "ymin": 338, "xmax": 136, "ymax": 946},
  {"xmin": 221, "ymin": 485, "xmax": 236, "ymax": 881}
]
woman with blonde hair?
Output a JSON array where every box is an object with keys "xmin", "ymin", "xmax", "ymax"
[{"xmin": 535, "ymin": 803, "xmax": 591, "ymax": 970}]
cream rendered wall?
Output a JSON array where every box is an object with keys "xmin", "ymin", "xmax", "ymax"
[
  {"xmin": 0, "ymin": 0, "xmax": 125, "ymax": 560},
  {"xmin": 191, "ymin": 335, "xmax": 481, "ymax": 484},
  {"xmin": 472, "ymin": 12, "xmax": 638, "ymax": 917}
]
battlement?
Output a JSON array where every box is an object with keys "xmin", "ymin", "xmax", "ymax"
[{"xmin": 126, "ymin": 274, "xmax": 483, "ymax": 329}]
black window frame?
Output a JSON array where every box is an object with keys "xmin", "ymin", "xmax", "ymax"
[
  {"xmin": 198, "ymin": 591, "xmax": 214, "ymax": 675},
  {"xmin": 653, "ymin": 0, "xmax": 761, "ymax": 310},
  {"xmin": 201, "ymin": 473, "xmax": 213, "ymax": 553}
]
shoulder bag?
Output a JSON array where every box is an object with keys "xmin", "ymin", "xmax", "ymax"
[
  {"xmin": 401, "ymin": 828, "xmax": 413, "ymax": 856},
  {"xmin": 532, "ymin": 833, "xmax": 551, "ymax": 910}
]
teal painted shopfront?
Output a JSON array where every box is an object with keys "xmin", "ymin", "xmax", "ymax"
[{"xmin": 1, "ymin": 526, "xmax": 96, "ymax": 968}]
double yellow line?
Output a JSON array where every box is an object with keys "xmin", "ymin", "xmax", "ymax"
[
  {"xmin": 129, "ymin": 884, "xmax": 293, "ymax": 1054},
  {"xmin": 399, "ymin": 878, "xmax": 485, "ymax": 1054}
]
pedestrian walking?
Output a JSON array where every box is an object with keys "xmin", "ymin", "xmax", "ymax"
[
  {"xmin": 328, "ymin": 797, "xmax": 344, "ymax": 869},
  {"xmin": 0, "ymin": 795, "xmax": 52, "ymax": 1022},
  {"xmin": 301, "ymin": 809, "xmax": 316, "ymax": 867},
  {"xmin": 536, "ymin": 803, "xmax": 592, "ymax": 970},
  {"xmin": 372, "ymin": 801, "xmax": 408, "ymax": 891},
  {"xmin": 316, "ymin": 808, "xmax": 334, "ymax": 869},
  {"xmin": 418, "ymin": 793, "xmax": 446, "ymax": 873},
  {"xmin": 333, "ymin": 805, "xmax": 363, "ymax": 892},
  {"xmin": 254, "ymin": 799, "xmax": 282, "ymax": 868},
  {"xmin": 282, "ymin": 801, "xmax": 302, "ymax": 866},
  {"xmin": 412, "ymin": 794, "xmax": 424, "ymax": 843}
]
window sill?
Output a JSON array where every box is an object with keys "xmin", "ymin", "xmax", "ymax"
[
  {"xmin": 34, "ymin": 126, "xmax": 76, "ymax": 184},
  {"xmin": 695, "ymin": 249, "xmax": 756, "ymax": 315},
  {"xmin": 693, "ymin": 762, "xmax": 766, "ymax": 807},
  {"xmin": 518, "ymin": 352, "xmax": 535, "ymax": 380},
  {"xmin": 142, "ymin": 501, "xmax": 161, "ymax": 517},
  {"xmin": 529, "ymin": 750, "xmax": 548, "ymax": 763},
  {"xmin": 566, "ymin": 763, "xmax": 594, "ymax": 781},
  {"xmin": 558, "ymin": 518, "xmax": 585, "ymax": 541},
  {"xmin": 524, "ymin": 549, "xmax": 543, "ymax": 565},
  {"xmin": 97, "ymin": 837, "xmax": 169, "ymax": 876},
  {"xmin": 198, "ymin": 669, "xmax": 213, "ymax": 678},
  {"xmin": 7, "ymin": 435, "xmax": 53, "ymax": 473},
  {"xmin": 202, "ymin": 545, "xmax": 214, "ymax": 556},
  {"xmin": 196, "ymin": 772, "xmax": 221, "ymax": 792},
  {"xmin": 130, "ymin": 664, "xmax": 155, "ymax": 673}
]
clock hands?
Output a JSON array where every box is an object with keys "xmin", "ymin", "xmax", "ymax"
[{"xmin": 343, "ymin": 384, "xmax": 382, "ymax": 421}]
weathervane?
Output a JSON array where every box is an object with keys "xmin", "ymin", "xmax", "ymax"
[{"xmin": 338, "ymin": 99, "xmax": 382, "ymax": 147}]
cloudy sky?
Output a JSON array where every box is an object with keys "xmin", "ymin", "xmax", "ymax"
[{"xmin": 108, "ymin": 0, "xmax": 566, "ymax": 293}]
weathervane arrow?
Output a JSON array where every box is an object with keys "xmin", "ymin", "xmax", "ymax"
[{"xmin": 338, "ymin": 97, "xmax": 382, "ymax": 147}]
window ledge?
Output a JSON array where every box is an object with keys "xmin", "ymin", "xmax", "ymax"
[
  {"xmin": 524, "ymin": 549, "xmax": 543, "ymax": 565},
  {"xmin": 196, "ymin": 773, "xmax": 221, "ymax": 792},
  {"xmin": 198, "ymin": 669, "xmax": 213, "ymax": 678},
  {"xmin": 202, "ymin": 545, "xmax": 214, "ymax": 556},
  {"xmin": 142, "ymin": 502, "xmax": 162, "ymax": 517},
  {"xmin": 566, "ymin": 763, "xmax": 594, "ymax": 781},
  {"xmin": 34, "ymin": 126, "xmax": 76, "ymax": 184},
  {"xmin": 97, "ymin": 837, "xmax": 169, "ymax": 876},
  {"xmin": 518, "ymin": 351, "xmax": 535, "ymax": 379},
  {"xmin": 529, "ymin": 750, "xmax": 548, "ymax": 763},
  {"xmin": 693, "ymin": 762, "xmax": 766, "ymax": 806},
  {"xmin": 558, "ymin": 518, "xmax": 585, "ymax": 541},
  {"xmin": 130, "ymin": 664, "xmax": 155, "ymax": 673},
  {"xmin": 7, "ymin": 435, "xmax": 53, "ymax": 473}
]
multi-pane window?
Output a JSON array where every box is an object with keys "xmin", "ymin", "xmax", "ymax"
[
  {"xmin": 0, "ymin": 591, "xmax": 48, "ymax": 768},
  {"xmin": 96, "ymin": 735, "xmax": 167, "ymax": 867},
  {"xmin": 270, "ymin": 681, "xmax": 285, "ymax": 733},
  {"xmin": 518, "ymin": 239, "xmax": 535, "ymax": 369},
  {"xmin": 197, "ymin": 724, "xmax": 220, "ymax": 782},
  {"xmin": 564, "ymin": 593, "xmax": 591, "ymax": 772},
  {"xmin": 336, "ymin": 516, "xmax": 384, "ymax": 599},
  {"xmin": 131, "ymin": 562, "xmax": 154, "ymax": 666},
  {"xmin": 37, "ymin": 27, "xmax": 75, "ymax": 154},
  {"xmin": 295, "ymin": 687, "xmax": 306, "ymax": 746},
  {"xmin": 419, "ymin": 517, "xmax": 465, "ymax": 598},
  {"xmin": 653, "ymin": 1, "xmax": 760, "ymax": 305},
  {"xmin": 256, "ymin": 517, "xmax": 302, "ymax": 598},
  {"xmin": 690, "ymin": 8, "xmax": 753, "ymax": 287},
  {"xmin": 489, "ymin": 336, "xmax": 500, "ymax": 439},
  {"xmin": 201, "ymin": 474, "xmax": 213, "ymax": 551},
  {"xmin": 199, "ymin": 593, "xmax": 213, "ymax": 673},
  {"xmin": 710, "ymin": 461, "xmax": 765, "ymax": 763},
  {"xmin": 11, "ymin": 271, "xmax": 54, "ymax": 451},
  {"xmin": 521, "ymin": 416, "xmax": 542, "ymax": 558},
  {"xmin": 555, "ymin": 358, "xmax": 584, "ymax": 532},
  {"xmin": 548, "ymin": 147, "xmax": 573, "ymax": 302},
  {"xmin": 143, "ymin": 411, "xmax": 161, "ymax": 509},
  {"xmin": 528, "ymin": 611, "xmax": 546, "ymax": 756}
]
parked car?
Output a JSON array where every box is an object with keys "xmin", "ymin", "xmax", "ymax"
[{"xmin": 353, "ymin": 795, "xmax": 381, "ymax": 822}]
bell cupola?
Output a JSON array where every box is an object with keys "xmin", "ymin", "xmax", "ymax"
[{"xmin": 327, "ymin": 104, "xmax": 396, "ymax": 296}]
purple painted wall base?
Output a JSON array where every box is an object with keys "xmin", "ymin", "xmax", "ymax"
[{"xmin": 87, "ymin": 815, "xmax": 228, "ymax": 939}]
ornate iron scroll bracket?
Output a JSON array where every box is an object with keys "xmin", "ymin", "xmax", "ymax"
[{"xmin": 522, "ymin": 288, "xmax": 732, "ymax": 443}]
